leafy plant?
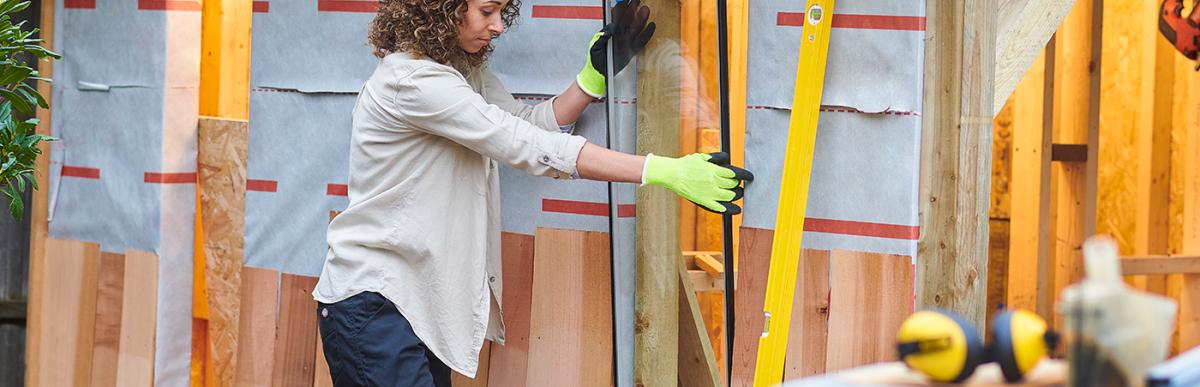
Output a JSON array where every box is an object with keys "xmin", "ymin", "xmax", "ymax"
[{"xmin": 0, "ymin": 0, "xmax": 59, "ymax": 220}]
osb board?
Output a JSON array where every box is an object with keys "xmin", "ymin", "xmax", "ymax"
[
  {"xmin": 91, "ymin": 252, "xmax": 126, "ymax": 387},
  {"xmin": 33, "ymin": 239, "xmax": 100, "ymax": 387},
  {"xmin": 199, "ymin": 116, "xmax": 250, "ymax": 387},
  {"xmin": 825, "ymin": 251, "xmax": 913, "ymax": 372},
  {"xmin": 486, "ymin": 232, "xmax": 535, "ymax": 386},
  {"xmin": 783, "ymin": 249, "xmax": 830, "ymax": 379},
  {"xmin": 1097, "ymin": 0, "xmax": 1153, "ymax": 256},
  {"xmin": 115, "ymin": 250, "xmax": 158, "ymax": 387},
  {"xmin": 731, "ymin": 227, "xmax": 773, "ymax": 387},
  {"xmin": 525, "ymin": 228, "xmax": 612, "ymax": 386},
  {"xmin": 271, "ymin": 274, "xmax": 320, "ymax": 387},
  {"xmin": 236, "ymin": 266, "xmax": 280, "ymax": 387},
  {"xmin": 451, "ymin": 341, "xmax": 490, "ymax": 387}
]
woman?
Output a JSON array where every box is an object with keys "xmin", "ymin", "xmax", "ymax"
[{"xmin": 312, "ymin": 0, "xmax": 752, "ymax": 385}]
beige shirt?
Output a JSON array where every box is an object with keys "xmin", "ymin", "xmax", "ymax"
[{"xmin": 313, "ymin": 52, "xmax": 588, "ymax": 377}]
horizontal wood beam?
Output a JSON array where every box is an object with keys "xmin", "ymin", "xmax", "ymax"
[{"xmin": 1121, "ymin": 255, "xmax": 1200, "ymax": 276}]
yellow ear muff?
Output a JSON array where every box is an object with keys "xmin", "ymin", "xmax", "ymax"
[
  {"xmin": 896, "ymin": 310, "xmax": 985, "ymax": 383},
  {"xmin": 992, "ymin": 309, "xmax": 1055, "ymax": 382}
]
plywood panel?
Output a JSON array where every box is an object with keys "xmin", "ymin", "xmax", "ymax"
[
  {"xmin": 32, "ymin": 239, "xmax": 100, "ymax": 387},
  {"xmin": 115, "ymin": 250, "xmax": 158, "ymax": 387},
  {"xmin": 783, "ymin": 249, "xmax": 830, "ymax": 379},
  {"xmin": 91, "ymin": 252, "xmax": 126, "ymax": 387},
  {"xmin": 825, "ymin": 251, "xmax": 914, "ymax": 372},
  {"xmin": 731, "ymin": 227, "xmax": 773, "ymax": 387},
  {"xmin": 199, "ymin": 117, "xmax": 250, "ymax": 387},
  {"xmin": 271, "ymin": 274, "xmax": 319, "ymax": 387},
  {"xmin": 451, "ymin": 340, "xmax": 490, "ymax": 387},
  {"xmin": 486, "ymin": 232, "xmax": 535, "ymax": 386},
  {"xmin": 236, "ymin": 266, "xmax": 280, "ymax": 387},
  {"xmin": 525, "ymin": 228, "xmax": 612, "ymax": 386}
]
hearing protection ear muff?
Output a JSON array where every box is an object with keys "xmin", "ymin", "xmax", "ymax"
[
  {"xmin": 896, "ymin": 310, "xmax": 986, "ymax": 383},
  {"xmin": 897, "ymin": 309, "xmax": 1057, "ymax": 383}
]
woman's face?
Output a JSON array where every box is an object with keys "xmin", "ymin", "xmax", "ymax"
[{"xmin": 457, "ymin": 0, "xmax": 507, "ymax": 54}]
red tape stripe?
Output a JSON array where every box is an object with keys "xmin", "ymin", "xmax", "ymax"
[
  {"xmin": 138, "ymin": 0, "xmax": 202, "ymax": 11},
  {"xmin": 317, "ymin": 0, "xmax": 378, "ymax": 13},
  {"xmin": 64, "ymin": 0, "xmax": 96, "ymax": 9},
  {"xmin": 253, "ymin": 1, "xmax": 269, "ymax": 12},
  {"xmin": 246, "ymin": 179, "xmax": 278, "ymax": 192},
  {"xmin": 327, "ymin": 184, "xmax": 348, "ymax": 196},
  {"xmin": 62, "ymin": 166, "xmax": 100, "ymax": 179},
  {"xmin": 777, "ymin": 13, "xmax": 926, "ymax": 31},
  {"xmin": 542, "ymin": 199, "xmax": 635, "ymax": 218},
  {"xmin": 531, "ymin": 5, "xmax": 603, "ymax": 20},
  {"xmin": 144, "ymin": 172, "xmax": 196, "ymax": 184},
  {"xmin": 803, "ymin": 217, "xmax": 919, "ymax": 240}
]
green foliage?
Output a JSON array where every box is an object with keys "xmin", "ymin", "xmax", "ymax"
[{"xmin": 0, "ymin": 0, "xmax": 59, "ymax": 220}]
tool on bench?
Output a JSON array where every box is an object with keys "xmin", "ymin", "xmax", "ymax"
[{"xmin": 896, "ymin": 309, "xmax": 1059, "ymax": 383}]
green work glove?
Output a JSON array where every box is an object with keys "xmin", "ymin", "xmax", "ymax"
[
  {"xmin": 643, "ymin": 152, "xmax": 754, "ymax": 214},
  {"xmin": 577, "ymin": 0, "xmax": 656, "ymax": 98}
]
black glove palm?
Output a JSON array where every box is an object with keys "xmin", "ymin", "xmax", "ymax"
[{"xmin": 589, "ymin": 0, "xmax": 656, "ymax": 76}]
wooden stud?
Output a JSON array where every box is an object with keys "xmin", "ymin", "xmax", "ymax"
[
  {"xmin": 1007, "ymin": 48, "xmax": 1053, "ymax": 317},
  {"xmin": 783, "ymin": 249, "xmax": 830, "ymax": 379},
  {"xmin": 235, "ymin": 267, "xmax": 279, "ymax": 387},
  {"xmin": 1179, "ymin": 35, "xmax": 1200, "ymax": 352},
  {"xmin": 25, "ymin": 0, "xmax": 56, "ymax": 383},
  {"xmin": 993, "ymin": 0, "xmax": 1076, "ymax": 115},
  {"xmin": 91, "ymin": 252, "xmax": 126, "ymax": 387},
  {"xmin": 1120, "ymin": 255, "xmax": 1200, "ymax": 275},
  {"xmin": 115, "ymin": 250, "xmax": 158, "ymax": 387},
  {"xmin": 731, "ymin": 227, "xmax": 773, "ymax": 387},
  {"xmin": 525, "ymin": 228, "xmax": 612, "ymax": 386},
  {"xmin": 825, "ymin": 251, "xmax": 914, "ymax": 372},
  {"xmin": 487, "ymin": 232, "xmax": 535, "ymax": 387},
  {"xmin": 199, "ymin": 117, "xmax": 250, "ymax": 387},
  {"xmin": 271, "ymin": 274, "xmax": 319, "ymax": 387},
  {"xmin": 635, "ymin": 0, "xmax": 682, "ymax": 377},
  {"xmin": 1048, "ymin": 0, "xmax": 1101, "ymax": 330},
  {"xmin": 677, "ymin": 258, "xmax": 721, "ymax": 387},
  {"xmin": 199, "ymin": 0, "xmax": 252, "ymax": 119},
  {"xmin": 694, "ymin": 253, "xmax": 724, "ymax": 276},
  {"xmin": 917, "ymin": 0, "xmax": 997, "ymax": 329},
  {"xmin": 451, "ymin": 341, "xmax": 490, "ymax": 387}
]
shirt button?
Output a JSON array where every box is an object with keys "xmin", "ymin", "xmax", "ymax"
[
  {"xmin": 540, "ymin": 156, "xmax": 551, "ymax": 163},
  {"xmin": 489, "ymin": 276, "xmax": 497, "ymax": 283},
  {"xmin": 321, "ymin": 308, "xmax": 329, "ymax": 318}
]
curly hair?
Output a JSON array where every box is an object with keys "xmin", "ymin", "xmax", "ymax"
[{"xmin": 368, "ymin": 0, "xmax": 521, "ymax": 71}]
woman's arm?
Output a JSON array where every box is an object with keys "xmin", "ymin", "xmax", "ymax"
[
  {"xmin": 551, "ymin": 81, "xmax": 594, "ymax": 126},
  {"xmin": 575, "ymin": 142, "xmax": 645, "ymax": 183}
]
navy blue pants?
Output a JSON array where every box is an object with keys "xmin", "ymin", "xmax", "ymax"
[{"xmin": 317, "ymin": 291, "xmax": 452, "ymax": 387}]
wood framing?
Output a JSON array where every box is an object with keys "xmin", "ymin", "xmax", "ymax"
[
  {"xmin": 917, "ymin": 0, "xmax": 997, "ymax": 329},
  {"xmin": 1121, "ymin": 255, "xmax": 1200, "ymax": 275},
  {"xmin": 26, "ymin": 0, "xmax": 56, "ymax": 384},
  {"xmin": 635, "ymin": 0, "xmax": 682, "ymax": 380},
  {"xmin": 1132, "ymin": 28, "xmax": 1179, "ymax": 295},
  {"xmin": 1181, "ymin": 46, "xmax": 1200, "ymax": 351},
  {"xmin": 678, "ymin": 258, "xmax": 721, "ymax": 387},
  {"xmin": 1006, "ymin": 47, "xmax": 1054, "ymax": 319},
  {"xmin": 994, "ymin": 0, "xmax": 1077, "ymax": 114}
]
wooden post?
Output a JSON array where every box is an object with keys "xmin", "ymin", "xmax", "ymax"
[
  {"xmin": 25, "ymin": 0, "xmax": 55, "ymax": 384},
  {"xmin": 635, "ymin": 0, "xmax": 682, "ymax": 382},
  {"xmin": 917, "ymin": 0, "xmax": 997, "ymax": 329},
  {"xmin": 1133, "ymin": 23, "xmax": 1177, "ymax": 294},
  {"xmin": 1180, "ymin": 41, "xmax": 1200, "ymax": 352},
  {"xmin": 993, "ymin": 0, "xmax": 1077, "ymax": 115}
]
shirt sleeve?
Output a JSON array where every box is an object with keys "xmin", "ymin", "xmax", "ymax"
[
  {"xmin": 477, "ymin": 67, "xmax": 565, "ymax": 133},
  {"xmin": 390, "ymin": 65, "xmax": 587, "ymax": 180}
]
